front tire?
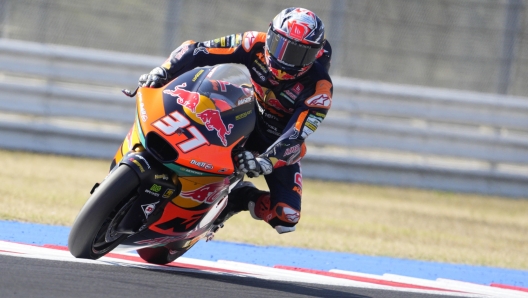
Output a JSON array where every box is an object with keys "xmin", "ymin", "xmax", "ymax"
[{"xmin": 68, "ymin": 165, "xmax": 140, "ymax": 259}]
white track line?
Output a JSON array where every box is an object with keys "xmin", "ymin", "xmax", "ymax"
[{"xmin": 0, "ymin": 241, "xmax": 525, "ymax": 297}]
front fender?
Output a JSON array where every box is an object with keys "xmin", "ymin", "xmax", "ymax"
[{"xmin": 116, "ymin": 150, "xmax": 181, "ymax": 233}]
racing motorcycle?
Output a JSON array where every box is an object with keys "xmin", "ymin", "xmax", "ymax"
[{"xmin": 68, "ymin": 64, "xmax": 256, "ymax": 264}]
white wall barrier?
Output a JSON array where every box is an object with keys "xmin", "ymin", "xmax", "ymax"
[{"xmin": 1, "ymin": 39, "xmax": 527, "ymax": 197}]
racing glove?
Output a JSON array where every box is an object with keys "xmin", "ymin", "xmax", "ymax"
[
  {"xmin": 138, "ymin": 66, "xmax": 169, "ymax": 88},
  {"xmin": 234, "ymin": 151, "xmax": 273, "ymax": 178}
]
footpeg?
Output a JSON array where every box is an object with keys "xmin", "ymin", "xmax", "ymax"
[
  {"xmin": 206, "ymin": 232, "xmax": 215, "ymax": 242},
  {"xmin": 206, "ymin": 224, "xmax": 224, "ymax": 242}
]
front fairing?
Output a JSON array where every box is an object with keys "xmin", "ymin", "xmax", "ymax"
[{"xmin": 135, "ymin": 65, "xmax": 256, "ymax": 177}]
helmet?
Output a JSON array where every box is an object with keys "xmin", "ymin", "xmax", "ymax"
[{"xmin": 265, "ymin": 7, "xmax": 326, "ymax": 80}]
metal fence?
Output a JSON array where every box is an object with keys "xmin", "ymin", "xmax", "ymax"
[
  {"xmin": 1, "ymin": 0, "xmax": 528, "ymax": 96},
  {"xmin": 1, "ymin": 39, "xmax": 527, "ymax": 197}
]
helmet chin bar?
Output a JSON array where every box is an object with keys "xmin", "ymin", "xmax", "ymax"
[{"xmin": 264, "ymin": 48, "xmax": 312, "ymax": 80}]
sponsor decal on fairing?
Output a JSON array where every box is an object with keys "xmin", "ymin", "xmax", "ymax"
[
  {"xmin": 136, "ymin": 155, "xmax": 151, "ymax": 169},
  {"xmin": 190, "ymin": 159, "xmax": 213, "ymax": 170},
  {"xmin": 154, "ymin": 174, "xmax": 169, "ymax": 180},
  {"xmin": 141, "ymin": 201, "xmax": 160, "ymax": 218},
  {"xmin": 130, "ymin": 158, "xmax": 145, "ymax": 173},
  {"xmin": 162, "ymin": 188, "xmax": 176, "ymax": 199},
  {"xmin": 237, "ymin": 97, "xmax": 253, "ymax": 106},
  {"xmin": 235, "ymin": 110, "xmax": 252, "ymax": 120},
  {"xmin": 144, "ymin": 189, "xmax": 160, "ymax": 197},
  {"xmin": 138, "ymin": 92, "xmax": 148, "ymax": 122},
  {"xmin": 192, "ymin": 69, "xmax": 205, "ymax": 81},
  {"xmin": 180, "ymin": 179, "xmax": 229, "ymax": 204}
]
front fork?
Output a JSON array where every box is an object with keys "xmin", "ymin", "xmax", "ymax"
[{"xmin": 111, "ymin": 146, "xmax": 181, "ymax": 234}]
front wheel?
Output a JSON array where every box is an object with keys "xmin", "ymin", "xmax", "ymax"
[{"xmin": 68, "ymin": 165, "xmax": 140, "ymax": 260}]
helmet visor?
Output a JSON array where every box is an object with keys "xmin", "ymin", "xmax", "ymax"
[{"xmin": 266, "ymin": 29, "xmax": 321, "ymax": 68}]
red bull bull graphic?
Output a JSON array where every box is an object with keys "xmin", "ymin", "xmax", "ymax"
[
  {"xmin": 196, "ymin": 109, "xmax": 234, "ymax": 146},
  {"xmin": 269, "ymin": 68, "xmax": 295, "ymax": 80},
  {"xmin": 180, "ymin": 178, "xmax": 229, "ymax": 204},
  {"xmin": 268, "ymin": 98, "xmax": 294, "ymax": 113},
  {"xmin": 163, "ymin": 83, "xmax": 200, "ymax": 112}
]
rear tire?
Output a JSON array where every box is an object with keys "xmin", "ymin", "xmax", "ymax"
[{"xmin": 68, "ymin": 165, "xmax": 140, "ymax": 259}]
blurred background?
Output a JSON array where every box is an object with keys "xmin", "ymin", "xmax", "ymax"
[
  {"xmin": 1, "ymin": 0, "xmax": 527, "ymax": 197},
  {"xmin": 2, "ymin": 0, "xmax": 527, "ymax": 95}
]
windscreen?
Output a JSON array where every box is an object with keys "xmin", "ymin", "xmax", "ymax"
[{"xmin": 198, "ymin": 65, "xmax": 254, "ymax": 108}]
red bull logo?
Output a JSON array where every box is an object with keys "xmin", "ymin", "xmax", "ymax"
[
  {"xmin": 269, "ymin": 67, "xmax": 295, "ymax": 80},
  {"xmin": 268, "ymin": 98, "xmax": 294, "ymax": 113},
  {"xmin": 196, "ymin": 109, "xmax": 234, "ymax": 146},
  {"xmin": 180, "ymin": 178, "xmax": 229, "ymax": 204},
  {"xmin": 163, "ymin": 83, "xmax": 200, "ymax": 112}
]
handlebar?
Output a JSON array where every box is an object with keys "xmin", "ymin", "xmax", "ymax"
[{"xmin": 122, "ymin": 87, "xmax": 139, "ymax": 97}]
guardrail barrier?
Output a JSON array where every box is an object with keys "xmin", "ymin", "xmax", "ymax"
[{"xmin": 1, "ymin": 39, "xmax": 527, "ymax": 197}]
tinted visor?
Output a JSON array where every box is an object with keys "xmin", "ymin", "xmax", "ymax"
[{"xmin": 266, "ymin": 29, "xmax": 321, "ymax": 67}]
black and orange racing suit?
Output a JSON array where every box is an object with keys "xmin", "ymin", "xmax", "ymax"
[{"xmin": 158, "ymin": 31, "xmax": 333, "ymax": 229}]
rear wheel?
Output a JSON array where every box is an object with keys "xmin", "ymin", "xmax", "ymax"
[{"xmin": 68, "ymin": 165, "xmax": 140, "ymax": 259}]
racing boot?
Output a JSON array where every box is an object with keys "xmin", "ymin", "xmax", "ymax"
[
  {"xmin": 248, "ymin": 194, "xmax": 297, "ymax": 234},
  {"xmin": 213, "ymin": 181, "xmax": 265, "ymax": 226}
]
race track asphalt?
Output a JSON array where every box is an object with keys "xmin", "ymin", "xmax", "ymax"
[{"xmin": 0, "ymin": 255, "xmax": 469, "ymax": 298}]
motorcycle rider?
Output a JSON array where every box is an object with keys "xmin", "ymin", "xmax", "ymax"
[{"xmin": 139, "ymin": 7, "xmax": 332, "ymax": 234}]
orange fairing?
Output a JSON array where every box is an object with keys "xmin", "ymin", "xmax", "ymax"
[
  {"xmin": 113, "ymin": 122, "xmax": 142, "ymax": 164},
  {"xmin": 150, "ymin": 175, "xmax": 229, "ymax": 236},
  {"xmin": 172, "ymin": 176, "xmax": 230, "ymax": 208},
  {"xmin": 149, "ymin": 201, "xmax": 210, "ymax": 236},
  {"xmin": 136, "ymin": 86, "xmax": 239, "ymax": 175}
]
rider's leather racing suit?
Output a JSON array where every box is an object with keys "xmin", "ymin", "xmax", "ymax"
[{"xmin": 158, "ymin": 31, "xmax": 333, "ymax": 231}]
